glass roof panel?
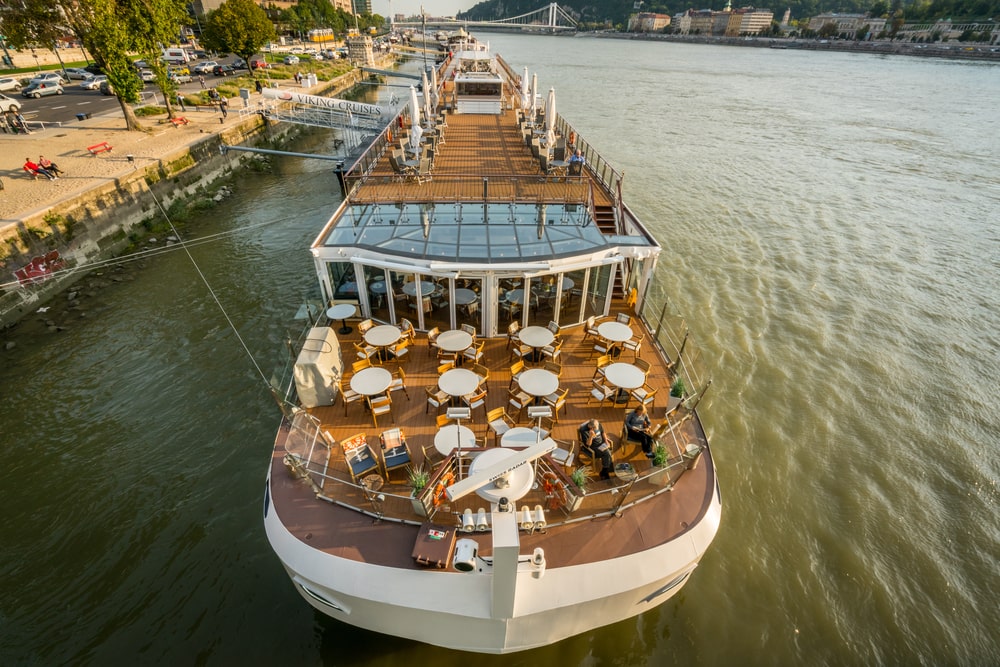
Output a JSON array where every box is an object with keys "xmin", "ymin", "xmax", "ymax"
[{"xmin": 321, "ymin": 202, "xmax": 656, "ymax": 261}]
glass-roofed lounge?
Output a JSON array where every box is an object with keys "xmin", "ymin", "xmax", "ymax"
[{"xmin": 313, "ymin": 200, "xmax": 659, "ymax": 337}]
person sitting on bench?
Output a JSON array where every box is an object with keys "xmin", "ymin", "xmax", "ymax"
[
  {"xmin": 579, "ymin": 418, "xmax": 613, "ymax": 480},
  {"xmin": 23, "ymin": 158, "xmax": 55, "ymax": 180}
]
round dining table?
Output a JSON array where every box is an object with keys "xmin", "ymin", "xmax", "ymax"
[
  {"xmin": 518, "ymin": 326, "xmax": 554, "ymax": 350},
  {"xmin": 603, "ymin": 362, "xmax": 645, "ymax": 403},
  {"xmin": 517, "ymin": 368, "xmax": 559, "ymax": 400},
  {"xmin": 349, "ymin": 367, "xmax": 393, "ymax": 396},
  {"xmin": 364, "ymin": 324, "xmax": 402, "ymax": 348},
  {"xmin": 436, "ymin": 329, "xmax": 473, "ymax": 354},
  {"xmin": 434, "ymin": 424, "xmax": 478, "ymax": 456},
  {"xmin": 438, "ymin": 368, "xmax": 480, "ymax": 398},
  {"xmin": 402, "ymin": 281, "xmax": 438, "ymax": 297},
  {"xmin": 504, "ymin": 288, "xmax": 525, "ymax": 305},
  {"xmin": 598, "ymin": 320, "xmax": 633, "ymax": 345},
  {"xmin": 501, "ymin": 427, "xmax": 539, "ymax": 448},
  {"xmin": 453, "ymin": 288, "xmax": 477, "ymax": 305},
  {"xmin": 326, "ymin": 303, "xmax": 356, "ymax": 335}
]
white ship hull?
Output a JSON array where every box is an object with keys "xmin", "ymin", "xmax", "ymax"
[{"xmin": 266, "ymin": 472, "xmax": 722, "ymax": 653}]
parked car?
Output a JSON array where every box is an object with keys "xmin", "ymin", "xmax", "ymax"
[
  {"xmin": 63, "ymin": 67, "xmax": 91, "ymax": 80},
  {"xmin": 0, "ymin": 93, "xmax": 21, "ymax": 112},
  {"xmin": 193, "ymin": 50, "xmax": 209, "ymax": 59},
  {"xmin": 80, "ymin": 74, "xmax": 107, "ymax": 90},
  {"xmin": 138, "ymin": 69, "xmax": 156, "ymax": 82},
  {"xmin": 311, "ymin": 53, "xmax": 324, "ymax": 61},
  {"xmin": 99, "ymin": 80, "xmax": 115, "ymax": 96},
  {"xmin": 212, "ymin": 64, "xmax": 235, "ymax": 76},
  {"xmin": 84, "ymin": 64, "xmax": 104, "ymax": 75},
  {"xmin": 30, "ymin": 72, "xmax": 67, "ymax": 86},
  {"xmin": 232, "ymin": 58, "xmax": 248, "ymax": 70},
  {"xmin": 250, "ymin": 58, "xmax": 270, "ymax": 70},
  {"xmin": 283, "ymin": 55, "xmax": 300, "ymax": 65},
  {"xmin": 193, "ymin": 61, "xmax": 217, "ymax": 74},
  {"xmin": 22, "ymin": 82, "xmax": 64, "ymax": 98},
  {"xmin": 132, "ymin": 59, "xmax": 148, "ymax": 69},
  {"xmin": 169, "ymin": 65, "xmax": 191, "ymax": 76},
  {"xmin": 168, "ymin": 71, "xmax": 192, "ymax": 84},
  {"xmin": 0, "ymin": 77, "xmax": 22, "ymax": 92}
]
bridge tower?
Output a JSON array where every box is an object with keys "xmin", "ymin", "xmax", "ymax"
[{"xmin": 549, "ymin": 2, "xmax": 558, "ymax": 28}]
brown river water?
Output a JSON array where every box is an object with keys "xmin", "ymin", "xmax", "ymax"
[{"xmin": 1, "ymin": 33, "xmax": 997, "ymax": 665}]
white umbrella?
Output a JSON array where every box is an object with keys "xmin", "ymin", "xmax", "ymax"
[
  {"xmin": 409, "ymin": 84, "xmax": 421, "ymax": 131},
  {"xmin": 409, "ymin": 123, "xmax": 424, "ymax": 155},
  {"xmin": 421, "ymin": 69, "xmax": 432, "ymax": 122},
  {"xmin": 521, "ymin": 66, "xmax": 529, "ymax": 110},
  {"xmin": 545, "ymin": 87, "xmax": 556, "ymax": 149},
  {"xmin": 530, "ymin": 73, "xmax": 537, "ymax": 123},
  {"xmin": 430, "ymin": 66, "xmax": 439, "ymax": 112}
]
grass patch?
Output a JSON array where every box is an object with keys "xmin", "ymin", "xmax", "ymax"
[{"xmin": 135, "ymin": 105, "xmax": 167, "ymax": 117}]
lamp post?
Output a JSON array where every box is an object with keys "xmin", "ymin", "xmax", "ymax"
[
  {"xmin": 527, "ymin": 405, "xmax": 552, "ymax": 478},
  {"xmin": 446, "ymin": 407, "xmax": 471, "ymax": 478}
]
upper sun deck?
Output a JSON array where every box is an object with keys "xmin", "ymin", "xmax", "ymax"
[{"xmin": 315, "ymin": 53, "xmax": 659, "ymax": 268}]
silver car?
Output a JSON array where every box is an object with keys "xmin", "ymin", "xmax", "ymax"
[
  {"xmin": 80, "ymin": 74, "xmax": 107, "ymax": 90},
  {"xmin": 21, "ymin": 82, "xmax": 64, "ymax": 98},
  {"xmin": 30, "ymin": 72, "xmax": 67, "ymax": 86},
  {"xmin": 63, "ymin": 67, "xmax": 91, "ymax": 80},
  {"xmin": 0, "ymin": 93, "xmax": 21, "ymax": 112},
  {"xmin": 0, "ymin": 77, "xmax": 22, "ymax": 92}
]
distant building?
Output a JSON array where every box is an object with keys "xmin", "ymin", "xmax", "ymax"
[
  {"xmin": 628, "ymin": 12, "xmax": 671, "ymax": 33},
  {"xmin": 673, "ymin": 6, "xmax": 773, "ymax": 36},
  {"xmin": 808, "ymin": 13, "xmax": 887, "ymax": 37}
]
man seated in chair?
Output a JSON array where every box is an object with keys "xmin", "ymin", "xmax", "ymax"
[
  {"xmin": 578, "ymin": 418, "xmax": 614, "ymax": 480},
  {"xmin": 624, "ymin": 404, "xmax": 655, "ymax": 458}
]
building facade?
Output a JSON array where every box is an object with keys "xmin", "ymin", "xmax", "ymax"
[
  {"xmin": 628, "ymin": 12, "xmax": 671, "ymax": 32},
  {"xmin": 674, "ymin": 7, "xmax": 773, "ymax": 36}
]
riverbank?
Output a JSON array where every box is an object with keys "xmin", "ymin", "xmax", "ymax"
[
  {"xmin": 594, "ymin": 32, "xmax": 1000, "ymax": 62},
  {"xmin": 0, "ymin": 67, "xmax": 373, "ymax": 328}
]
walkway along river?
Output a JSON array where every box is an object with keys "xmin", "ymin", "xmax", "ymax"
[{"xmin": 0, "ymin": 34, "xmax": 998, "ymax": 665}]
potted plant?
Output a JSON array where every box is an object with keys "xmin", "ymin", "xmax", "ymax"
[
  {"xmin": 408, "ymin": 465, "xmax": 430, "ymax": 492},
  {"xmin": 566, "ymin": 467, "xmax": 587, "ymax": 511},
  {"xmin": 670, "ymin": 376, "xmax": 687, "ymax": 398},
  {"xmin": 408, "ymin": 465, "xmax": 430, "ymax": 517},
  {"xmin": 649, "ymin": 444, "xmax": 673, "ymax": 488},
  {"xmin": 652, "ymin": 444, "xmax": 668, "ymax": 467},
  {"xmin": 570, "ymin": 467, "xmax": 587, "ymax": 491}
]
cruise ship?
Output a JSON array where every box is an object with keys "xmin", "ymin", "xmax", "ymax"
[{"xmin": 264, "ymin": 36, "xmax": 722, "ymax": 654}]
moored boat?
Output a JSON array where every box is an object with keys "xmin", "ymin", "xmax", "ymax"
[{"xmin": 265, "ymin": 37, "xmax": 722, "ymax": 654}]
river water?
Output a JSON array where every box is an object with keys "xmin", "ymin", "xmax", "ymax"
[{"xmin": 1, "ymin": 34, "xmax": 997, "ymax": 665}]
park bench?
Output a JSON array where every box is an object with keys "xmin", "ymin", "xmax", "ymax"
[
  {"xmin": 87, "ymin": 142, "xmax": 113, "ymax": 156},
  {"xmin": 169, "ymin": 116, "xmax": 190, "ymax": 127}
]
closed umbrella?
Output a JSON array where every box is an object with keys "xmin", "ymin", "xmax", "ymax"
[
  {"xmin": 409, "ymin": 84, "xmax": 421, "ymax": 130},
  {"xmin": 530, "ymin": 73, "xmax": 537, "ymax": 123},
  {"xmin": 521, "ymin": 66, "xmax": 529, "ymax": 110},
  {"xmin": 430, "ymin": 66, "xmax": 439, "ymax": 112},
  {"xmin": 545, "ymin": 87, "xmax": 556, "ymax": 149},
  {"xmin": 408, "ymin": 85, "xmax": 423, "ymax": 153},
  {"xmin": 421, "ymin": 70, "xmax": 432, "ymax": 123}
]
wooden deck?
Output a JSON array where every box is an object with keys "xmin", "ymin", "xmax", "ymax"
[
  {"xmin": 269, "ymin": 298, "xmax": 715, "ymax": 569},
  {"xmin": 352, "ymin": 108, "xmax": 613, "ymax": 207}
]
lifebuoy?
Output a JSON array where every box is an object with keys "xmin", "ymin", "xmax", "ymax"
[
  {"xmin": 542, "ymin": 472, "xmax": 567, "ymax": 509},
  {"xmin": 432, "ymin": 472, "xmax": 456, "ymax": 507}
]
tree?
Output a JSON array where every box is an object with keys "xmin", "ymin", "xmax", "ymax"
[
  {"xmin": 131, "ymin": 0, "xmax": 192, "ymax": 120},
  {"xmin": 201, "ymin": 0, "xmax": 276, "ymax": 71},
  {"xmin": 3, "ymin": 0, "xmax": 191, "ymax": 130}
]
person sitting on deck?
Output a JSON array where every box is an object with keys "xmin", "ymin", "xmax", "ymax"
[
  {"xmin": 625, "ymin": 404, "xmax": 655, "ymax": 458},
  {"xmin": 579, "ymin": 418, "xmax": 613, "ymax": 480},
  {"xmin": 568, "ymin": 149, "xmax": 584, "ymax": 176}
]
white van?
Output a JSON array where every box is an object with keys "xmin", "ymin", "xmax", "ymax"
[{"xmin": 161, "ymin": 48, "xmax": 190, "ymax": 65}]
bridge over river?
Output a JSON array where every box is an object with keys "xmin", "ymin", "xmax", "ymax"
[{"xmin": 391, "ymin": 2, "xmax": 577, "ymax": 34}]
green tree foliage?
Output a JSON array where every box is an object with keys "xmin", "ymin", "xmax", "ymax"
[
  {"xmin": 2, "ymin": 0, "xmax": 191, "ymax": 130},
  {"xmin": 201, "ymin": 0, "xmax": 276, "ymax": 66},
  {"xmin": 131, "ymin": 0, "xmax": 192, "ymax": 120}
]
